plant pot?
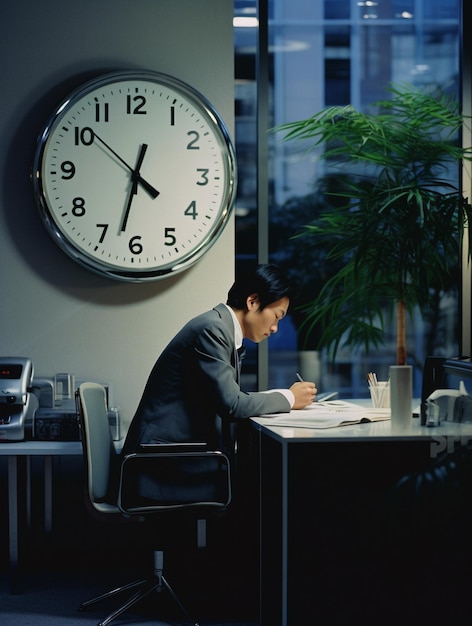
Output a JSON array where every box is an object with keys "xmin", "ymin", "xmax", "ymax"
[{"xmin": 298, "ymin": 350, "xmax": 322, "ymax": 389}]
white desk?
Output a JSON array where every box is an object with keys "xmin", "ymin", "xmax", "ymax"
[
  {"xmin": 250, "ymin": 416, "xmax": 472, "ymax": 626},
  {"xmin": 251, "ymin": 414, "xmax": 472, "ymax": 443},
  {"xmin": 0, "ymin": 440, "xmax": 82, "ymax": 589}
]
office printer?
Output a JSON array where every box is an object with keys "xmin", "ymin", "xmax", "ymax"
[
  {"xmin": 0, "ymin": 356, "xmax": 120, "ymax": 442},
  {"xmin": 0, "ymin": 357, "xmax": 34, "ymax": 441}
]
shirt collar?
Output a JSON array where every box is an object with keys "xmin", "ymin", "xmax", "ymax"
[{"xmin": 224, "ymin": 304, "xmax": 243, "ymax": 349}]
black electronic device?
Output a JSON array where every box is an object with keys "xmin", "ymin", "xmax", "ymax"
[
  {"xmin": 421, "ymin": 356, "xmax": 472, "ymax": 424},
  {"xmin": 32, "ymin": 410, "xmax": 80, "ymax": 441},
  {"xmin": 31, "ymin": 408, "xmax": 119, "ymax": 441}
]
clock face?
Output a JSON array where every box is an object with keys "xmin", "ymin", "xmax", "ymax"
[{"xmin": 32, "ymin": 70, "xmax": 236, "ymax": 281}]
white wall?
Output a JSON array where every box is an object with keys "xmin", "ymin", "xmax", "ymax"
[{"xmin": 0, "ymin": 0, "xmax": 235, "ymax": 428}]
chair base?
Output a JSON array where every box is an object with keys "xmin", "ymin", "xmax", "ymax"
[{"xmin": 79, "ymin": 550, "xmax": 199, "ymax": 626}]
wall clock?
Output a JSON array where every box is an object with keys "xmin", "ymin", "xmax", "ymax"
[{"xmin": 32, "ymin": 70, "xmax": 237, "ymax": 282}]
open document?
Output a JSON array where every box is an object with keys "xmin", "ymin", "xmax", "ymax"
[{"xmin": 258, "ymin": 400, "xmax": 391, "ymax": 429}]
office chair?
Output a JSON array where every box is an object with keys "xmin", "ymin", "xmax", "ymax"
[{"xmin": 75, "ymin": 382, "xmax": 232, "ymax": 626}]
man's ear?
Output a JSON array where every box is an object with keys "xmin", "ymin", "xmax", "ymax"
[{"xmin": 246, "ymin": 293, "xmax": 260, "ymax": 310}]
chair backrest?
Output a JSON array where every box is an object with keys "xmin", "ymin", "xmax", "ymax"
[
  {"xmin": 76, "ymin": 382, "xmax": 119, "ymax": 511},
  {"xmin": 77, "ymin": 382, "xmax": 231, "ymax": 518}
]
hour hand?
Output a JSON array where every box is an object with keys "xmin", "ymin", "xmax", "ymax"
[
  {"xmin": 136, "ymin": 172, "xmax": 159, "ymax": 199},
  {"xmin": 93, "ymin": 132, "xmax": 160, "ymax": 199}
]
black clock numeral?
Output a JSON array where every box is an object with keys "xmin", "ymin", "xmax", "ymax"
[
  {"xmin": 170, "ymin": 105, "xmax": 175, "ymax": 126},
  {"xmin": 187, "ymin": 131, "xmax": 199, "ymax": 150},
  {"xmin": 126, "ymin": 95, "xmax": 147, "ymax": 115},
  {"xmin": 74, "ymin": 127, "xmax": 94, "ymax": 146},
  {"xmin": 96, "ymin": 224, "xmax": 108, "ymax": 243},
  {"xmin": 196, "ymin": 169, "xmax": 209, "ymax": 186},
  {"xmin": 71, "ymin": 197, "xmax": 86, "ymax": 217},
  {"xmin": 164, "ymin": 227, "xmax": 177, "ymax": 246},
  {"xmin": 129, "ymin": 235, "xmax": 143, "ymax": 255},
  {"xmin": 95, "ymin": 101, "xmax": 110, "ymax": 122},
  {"xmin": 184, "ymin": 202, "xmax": 198, "ymax": 220},
  {"xmin": 60, "ymin": 161, "xmax": 76, "ymax": 180}
]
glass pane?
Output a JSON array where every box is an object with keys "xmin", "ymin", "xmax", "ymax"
[
  {"xmin": 234, "ymin": 0, "xmax": 259, "ymax": 390},
  {"xmin": 234, "ymin": 0, "xmax": 462, "ymax": 399}
]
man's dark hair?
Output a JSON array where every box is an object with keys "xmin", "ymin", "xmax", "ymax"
[{"xmin": 226, "ymin": 263, "xmax": 294, "ymax": 310}]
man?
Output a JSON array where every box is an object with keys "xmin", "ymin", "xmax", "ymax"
[{"xmin": 122, "ymin": 264, "xmax": 317, "ymax": 456}]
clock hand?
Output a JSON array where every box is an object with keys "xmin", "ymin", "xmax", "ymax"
[
  {"xmin": 120, "ymin": 144, "xmax": 148, "ymax": 233},
  {"xmin": 121, "ymin": 143, "xmax": 147, "ymax": 233},
  {"xmin": 93, "ymin": 132, "xmax": 160, "ymax": 199}
]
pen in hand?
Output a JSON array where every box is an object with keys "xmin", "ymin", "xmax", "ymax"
[
  {"xmin": 296, "ymin": 372, "xmax": 318, "ymax": 406},
  {"xmin": 297, "ymin": 372, "xmax": 337, "ymax": 403}
]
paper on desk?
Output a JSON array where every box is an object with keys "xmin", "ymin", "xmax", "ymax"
[{"xmin": 258, "ymin": 400, "xmax": 391, "ymax": 429}]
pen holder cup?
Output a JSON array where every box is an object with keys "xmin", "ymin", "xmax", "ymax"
[{"xmin": 369, "ymin": 382, "xmax": 390, "ymax": 408}]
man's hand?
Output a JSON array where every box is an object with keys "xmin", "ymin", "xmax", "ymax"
[{"xmin": 290, "ymin": 381, "xmax": 317, "ymax": 409}]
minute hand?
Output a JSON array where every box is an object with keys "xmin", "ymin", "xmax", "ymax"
[
  {"xmin": 121, "ymin": 144, "xmax": 148, "ymax": 233},
  {"xmin": 93, "ymin": 132, "xmax": 160, "ymax": 199}
]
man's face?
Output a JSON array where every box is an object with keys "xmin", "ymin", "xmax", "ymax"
[{"xmin": 242, "ymin": 296, "xmax": 290, "ymax": 343}]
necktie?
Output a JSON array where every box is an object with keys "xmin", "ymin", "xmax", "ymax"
[{"xmin": 235, "ymin": 346, "xmax": 246, "ymax": 383}]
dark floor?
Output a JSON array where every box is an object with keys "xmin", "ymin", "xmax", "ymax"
[
  {"xmin": 0, "ymin": 569, "xmax": 258, "ymax": 625},
  {"xmin": 1, "ymin": 520, "xmax": 259, "ymax": 626}
]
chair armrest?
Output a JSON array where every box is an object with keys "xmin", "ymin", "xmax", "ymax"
[
  {"xmin": 118, "ymin": 449, "xmax": 231, "ymax": 513},
  {"xmin": 138, "ymin": 442, "xmax": 208, "ymax": 453}
]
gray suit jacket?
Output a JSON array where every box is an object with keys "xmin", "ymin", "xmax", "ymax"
[{"xmin": 121, "ymin": 303, "xmax": 291, "ymax": 456}]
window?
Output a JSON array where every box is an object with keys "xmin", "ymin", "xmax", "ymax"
[{"xmin": 234, "ymin": 0, "xmax": 463, "ymax": 398}]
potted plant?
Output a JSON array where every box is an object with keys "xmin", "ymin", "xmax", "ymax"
[{"xmin": 274, "ymin": 83, "xmax": 472, "ymax": 369}]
